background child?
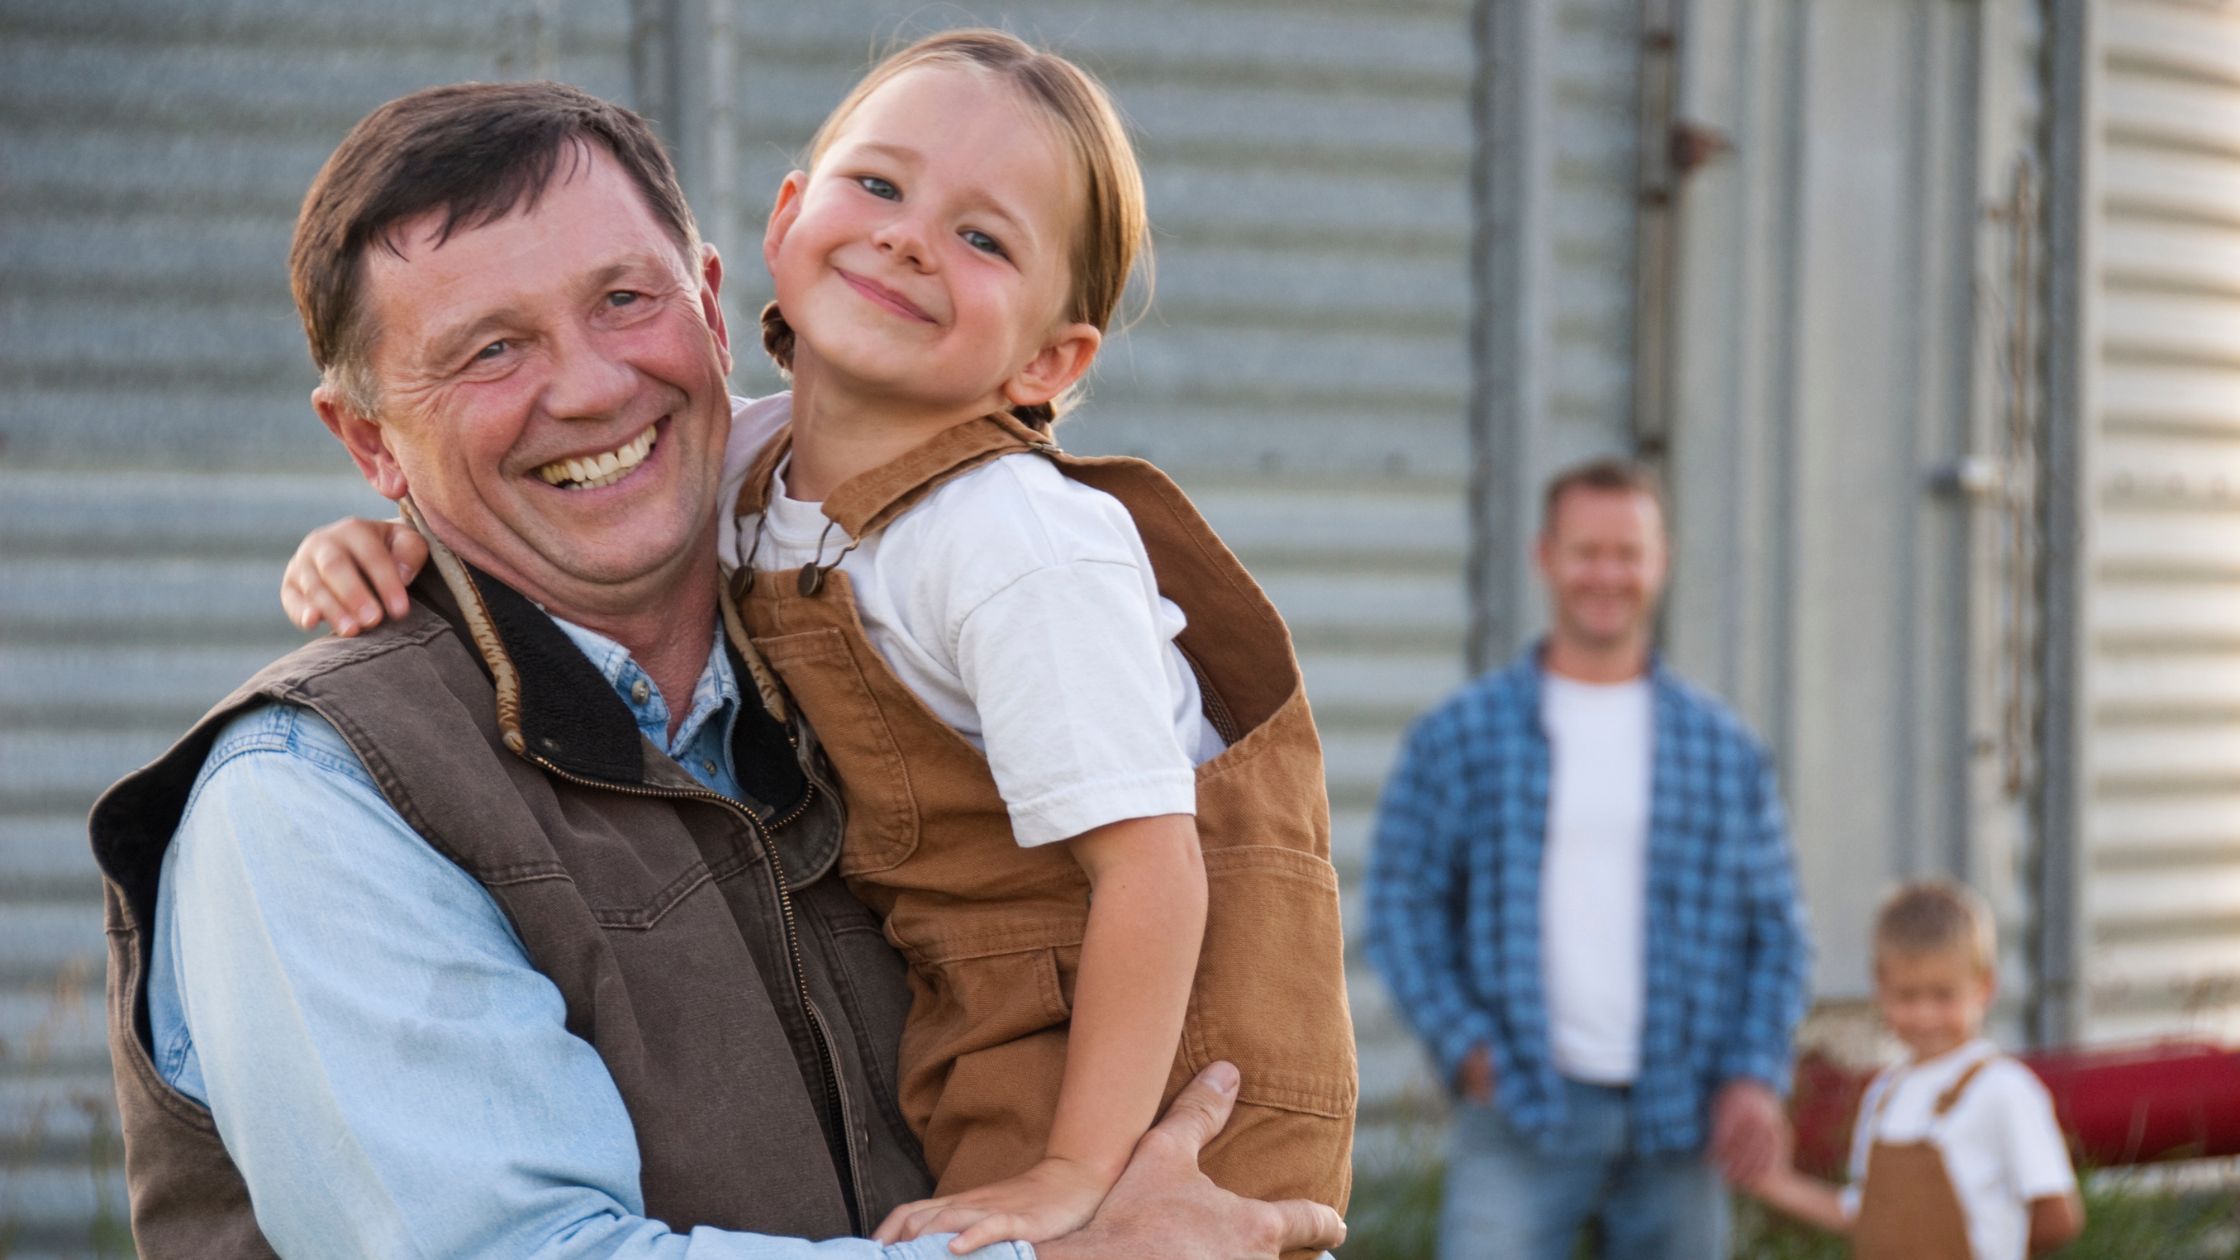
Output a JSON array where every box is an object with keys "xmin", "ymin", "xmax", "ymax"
[
  {"xmin": 279, "ymin": 29, "xmax": 1354, "ymax": 1258},
  {"xmin": 1747, "ymin": 881, "xmax": 2084, "ymax": 1259}
]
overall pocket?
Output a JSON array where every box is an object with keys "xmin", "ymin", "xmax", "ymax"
[{"xmin": 1184, "ymin": 845, "xmax": 1357, "ymax": 1118}]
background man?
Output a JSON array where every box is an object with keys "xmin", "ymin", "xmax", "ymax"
[
  {"xmin": 1366, "ymin": 458, "xmax": 1811, "ymax": 1259},
  {"xmin": 90, "ymin": 82, "xmax": 1340, "ymax": 1260}
]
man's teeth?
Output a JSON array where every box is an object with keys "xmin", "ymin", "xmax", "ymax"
[{"xmin": 537, "ymin": 425, "xmax": 657, "ymax": 489}]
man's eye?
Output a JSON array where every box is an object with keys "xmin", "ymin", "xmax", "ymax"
[
  {"xmin": 962, "ymin": 229, "xmax": 1006, "ymax": 257},
  {"xmin": 607, "ymin": 290, "xmax": 641, "ymax": 308},
  {"xmin": 473, "ymin": 340, "xmax": 509, "ymax": 363},
  {"xmin": 856, "ymin": 175, "xmax": 900, "ymax": 200}
]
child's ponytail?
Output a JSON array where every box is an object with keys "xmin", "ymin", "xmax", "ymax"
[
  {"xmin": 760, "ymin": 299, "xmax": 1054, "ymax": 431},
  {"xmin": 760, "ymin": 300, "xmax": 797, "ymax": 376}
]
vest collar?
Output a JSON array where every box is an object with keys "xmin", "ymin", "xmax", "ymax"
[{"xmin": 404, "ymin": 502, "xmax": 809, "ymax": 813}]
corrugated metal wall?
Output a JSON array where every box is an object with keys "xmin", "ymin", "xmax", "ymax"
[
  {"xmin": 0, "ymin": 2, "xmax": 633, "ymax": 1252},
  {"xmin": 693, "ymin": 0, "xmax": 1483, "ymax": 1159},
  {"xmin": 1655, "ymin": 0, "xmax": 2047, "ymax": 1005},
  {"xmin": 1472, "ymin": 0, "xmax": 1647, "ymax": 660},
  {"xmin": 2079, "ymin": 0, "xmax": 2240, "ymax": 1045}
]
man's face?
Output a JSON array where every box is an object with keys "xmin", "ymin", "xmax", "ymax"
[
  {"xmin": 1535, "ymin": 487, "xmax": 1668, "ymax": 652},
  {"xmin": 316, "ymin": 144, "xmax": 732, "ymax": 622}
]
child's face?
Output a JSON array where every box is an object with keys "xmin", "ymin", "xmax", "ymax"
[
  {"xmin": 763, "ymin": 64, "xmax": 1100, "ymax": 419},
  {"xmin": 1874, "ymin": 946, "xmax": 1994, "ymax": 1060}
]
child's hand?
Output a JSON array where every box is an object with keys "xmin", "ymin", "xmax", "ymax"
[
  {"xmin": 280, "ymin": 516, "xmax": 427, "ymax": 636},
  {"xmin": 871, "ymin": 1157, "xmax": 1114, "ymax": 1253}
]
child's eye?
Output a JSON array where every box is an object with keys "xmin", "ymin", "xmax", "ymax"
[
  {"xmin": 961, "ymin": 229, "xmax": 1006, "ymax": 258},
  {"xmin": 855, "ymin": 175, "xmax": 900, "ymax": 200}
]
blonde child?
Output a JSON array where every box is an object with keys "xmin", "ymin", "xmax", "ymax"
[
  {"xmin": 278, "ymin": 29, "xmax": 1354, "ymax": 1256},
  {"xmin": 1747, "ymin": 882, "xmax": 2084, "ymax": 1259}
]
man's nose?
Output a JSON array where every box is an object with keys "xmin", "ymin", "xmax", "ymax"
[{"xmin": 544, "ymin": 325, "xmax": 637, "ymax": 420}]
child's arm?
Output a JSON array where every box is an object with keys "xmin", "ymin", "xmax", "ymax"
[
  {"xmin": 280, "ymin": 517, "xmax": 427, "ymax": 635},
  {"xmin": 873, "ymin": 812, "xmax": 1208, "ymax": 1254},
  {"xmin": 1742, "ymin": 1163, "xmax": 1853, "ymax": 1237},
  {"xmin": 2027, "ymin": 1190, "xmax": 2085, "ymax": 1255}
]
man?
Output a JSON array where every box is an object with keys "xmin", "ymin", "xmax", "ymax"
[
  {"xmin": 89, "ymin": 82, "xmax": 1342, "ymax": 1260},
  {"xmin": 1366, "ymin": 459, "xmax": 1811, "ymax": 1259}
]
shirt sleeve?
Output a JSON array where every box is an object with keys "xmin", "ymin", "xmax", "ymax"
[
  {"xmin": 1363, "ymin": 709, "xmax": 1500, "ymax": 1086},
  {"xmin": 162, "ymin": 702, "xmax": 1028, "ymax": 1260},
  {"xmin": 1716, "ymin": 748, "xmax": 1814, "ymax": 1092},
  {"xmin": 717, "ymin": 393, "xmax": 793, "ymax": 572},
  {"xmin": 953, "ymin": 558, "xmax": 1199, "ymax": 847},
  {"xmin": 1997, "ymin": 1065, "xmax": 2080, "ymax": 1202}
]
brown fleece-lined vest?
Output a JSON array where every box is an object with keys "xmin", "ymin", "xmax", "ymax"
[
  {"xmin": 90, "ymin": 543, "xmax": 931, "ymax": 1258},
  {"xmin": 730, "ymin": 412, "xmax": 1358, "ymax": 1240}
]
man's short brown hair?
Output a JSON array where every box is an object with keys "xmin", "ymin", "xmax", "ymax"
[
  {"xmin": 1541, "ymin": 457, "xmax": 1666, "ymax": 532},
  {"xmin": 1875, "ymin": 880, "xmax": 1997, "ymax": 973},
  {"xmin": 290, "ymin": 81, "xmax": 698, "ymax": 414}
]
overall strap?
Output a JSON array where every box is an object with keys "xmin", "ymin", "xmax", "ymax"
[
  {"xmin": 821, "ymin": 412, "xmax": 1054, "ymax": 539},
  {"xmin": 1933, "ymin": 1054, "xmax": 2000, "ymax": 1118}
]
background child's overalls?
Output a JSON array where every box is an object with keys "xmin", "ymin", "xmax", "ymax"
[
  {"xmin": 731, "ymin": 412, "xmax": 1357, "ymax": 1227},
  {"xmin": 1851, "ymin": 1055, "xmax": 1997, "ymax": 1260}
]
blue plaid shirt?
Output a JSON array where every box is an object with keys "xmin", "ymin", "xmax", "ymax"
[{"xmin": 1366, "ymin": 646, "xmax": 1812, "ymax": 1155}]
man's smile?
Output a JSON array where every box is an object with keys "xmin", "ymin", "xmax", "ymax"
[{"xmin": 534, "ymin": 422, "xmax": 659, "ymax": 490}]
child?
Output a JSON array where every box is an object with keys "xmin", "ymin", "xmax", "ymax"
[
  {"xmin": 278, "ymin": 29, "xmax": 1355, "ymax": 1257},
  {"xmin": 1747, "ymin": 881, "xmax": 2084, "ymax": 1260}
]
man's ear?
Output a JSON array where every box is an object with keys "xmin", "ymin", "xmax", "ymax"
[
  {"xmin": 312, "ymin": 383, "xmax": 409, "ymax": 502},
  {"xmin": 698, "ymin": 243, "xmax": 731, "ymax": 375},
  {"xmin": 762, "ymin": 171, "xmax": 808, "ymax": 274},
  {"xmin": 1000, "ymin": 322, "xmax": 1102, "ymax": 410}
]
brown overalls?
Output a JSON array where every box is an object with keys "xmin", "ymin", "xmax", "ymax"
[
  {"xmin": 730, "ymin": 412, "xmax": 1357, "ymax": 1225},
  {"xmin": 1851, "ymin": 1055, "xmax": 1999, "ymax": 1260}
]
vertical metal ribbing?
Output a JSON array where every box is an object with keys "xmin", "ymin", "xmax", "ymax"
[{"xmin": 2031, "ymin": 0, "xmax": 2095, "ymax": 1050}]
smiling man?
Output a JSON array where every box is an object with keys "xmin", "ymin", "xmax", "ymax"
[
  {"xmin": 88, "ymin": 82, "xmax": 1341, "ymax": 1260},
  {"xmin": 1365, "ymin": 459, "xmax": 1813, "ymax": 1260}
]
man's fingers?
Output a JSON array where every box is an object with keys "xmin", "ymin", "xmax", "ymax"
[
  {"xmin": 1259, "ymin": 1197, "xmax": 1346, "ymax": 1254},
  {"xmin": 1139, "ymin": 1060, "xmax": 1240, "ymax": 1161}
]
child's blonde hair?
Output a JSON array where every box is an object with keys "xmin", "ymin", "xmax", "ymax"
[
  {"xmin": 1875, "ymin": 880, "xmax": 1996, "ymax": 973},
  {"xmin": 761, "ymin": 28, "xmax": 1152, "ymax": 429}
]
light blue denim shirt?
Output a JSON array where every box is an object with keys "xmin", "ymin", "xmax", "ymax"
[{"xmin": 145, "ymin": 615, "xmax": 1029, "ymax": 1260}]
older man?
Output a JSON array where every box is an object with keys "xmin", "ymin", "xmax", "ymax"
[
  {"xmin": 1366, "ymin": 459, "xmax": 1812, "ymax": 1260},
  {"xmin": 90, "ymin": 83, "xmax": 1340, "ymax": 1260}
]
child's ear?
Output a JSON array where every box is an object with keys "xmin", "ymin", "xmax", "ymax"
[
  {"xmin": 762, "ymin": 171, "xmax": 808, "ymax": 273},
  {"xmin": 1001, "ymin": 322, "xmax": 1102, "ymax": 410},
  {"xmin": 313, "ymin": 384, "xmax": 409, "ymax": 501}
]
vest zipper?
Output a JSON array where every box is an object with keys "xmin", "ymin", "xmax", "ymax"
[{"xmin": 518, "ymin": 754, "xmax": 870, "ymax": 1233}]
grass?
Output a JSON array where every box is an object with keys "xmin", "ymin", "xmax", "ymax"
[{"xmin": 1338, "ymin": 1125, "xmax": 2240, "ymax": 1258}]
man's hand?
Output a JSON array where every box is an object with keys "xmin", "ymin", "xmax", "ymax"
[
  {"xmin": 1707, "ymin": 1078, "xmax": 1788, "ymax": 1186},
  {"xmin": 1036, "ymin": 1062, "xmax": 1345, "ymax": 1260},
  {"xmin": 1455, "ymin": 1044, "xmax": 1494, "ymax": 1105}
]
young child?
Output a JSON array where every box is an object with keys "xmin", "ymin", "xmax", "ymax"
[
  {"xmin": 1747, "ymin": 881, "xmax": 2084, "ymax": 1260},
  {"xmin": 278, "ymin": 29, "xmax": 1355, "ymax": 1256}
]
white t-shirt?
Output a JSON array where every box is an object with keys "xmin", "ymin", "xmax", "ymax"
[
  {"xmin": 1538, "ymin": 672, "xmax": 1653, "ymax": 1085},
  {"xmin": 1842, "ymin": 1039, "xmax": 2079, "ymax": 1260},
  {"xmin": 717, "ymin": 395, "xmax": 1222, "ymax": 848}
]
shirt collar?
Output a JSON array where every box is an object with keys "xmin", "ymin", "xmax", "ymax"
[{"xmin": 546, "ymin": 615, "xmax": 742, "ymax": 763}]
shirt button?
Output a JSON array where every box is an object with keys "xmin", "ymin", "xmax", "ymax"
[
  {"xmin": 630, "ymin": 679, "xmax": 651, "ymax": 705},
  {"xmin": 701, "ymin": 759, "xmax": 719, "ymax": 776}
]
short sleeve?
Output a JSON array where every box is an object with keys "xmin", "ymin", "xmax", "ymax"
[
  {"xmin": 1997, "ymin": 1065, "xmax": 2079, "ymax": 1201},
  {"xmin": 955, "ymin": 558, "xmax": 1198, "ymax": 846}
]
